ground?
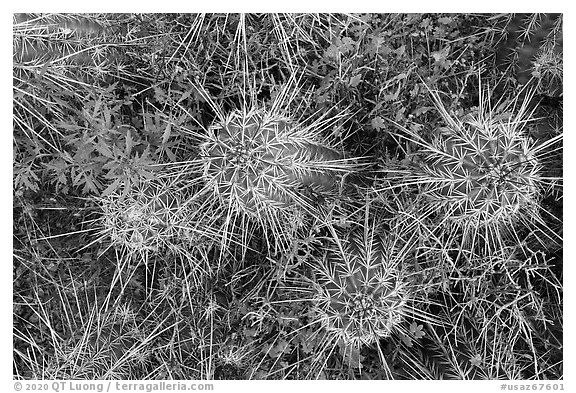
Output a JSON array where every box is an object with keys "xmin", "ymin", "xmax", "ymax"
[{"xmin": 13, "ymin": 13, "xmax": 563, "ymax": 380}]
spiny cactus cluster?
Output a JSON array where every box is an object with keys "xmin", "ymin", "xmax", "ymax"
[
  {"xmin": 194, "ymin": 104, "xmax": 361, "ymax": 255},
  {"xmin": 399, "ymin": 88, "xmax": 543, "ymax": 236},
  {"xmin": 495, "ymin": 13, "xmax": 563, "ymax": 96},
  {"xmin": 98, "ymin": 180, "xmax": 194, "ymax": 253},
  {"xmin": 312, "ymin": 226, "xmax": 409, "ymax": 347},
  {"xmin": 13, "ymin": 13, "xmax": 128, "ymax": 83},
  {"xmin": 201, "ymin": 108, "xmax": 347, "ymax": 218}
]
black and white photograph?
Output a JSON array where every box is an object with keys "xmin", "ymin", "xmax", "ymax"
[{"xmin": 12, "ymin": 11, "xmax": 563, "ymax": 384}]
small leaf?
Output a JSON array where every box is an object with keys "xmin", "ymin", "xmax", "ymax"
[
  {"xmin": 438, "ymin": 16, "xmax": 454, "ymax": 25},
  {"xmin": 177, "ymin": 89, "xmax": 193, "ymax": 104},
  {"xmin": 325, "ymin": 45, "xmax": 340, "ymax": 60},
  {"xmin": 103, "ymin": 105, "xmax": 112, "ymax": 128},
  {"xmin": 38, "ymin": 62, "xmax": 50, "ymax": 78},
  {"xmin": 267, "ymin": 339, "xmax": 289, "ymax": 358},
  {"xmin": 102, "ymin": 159, "xmax": 120, "ymax": 172},
  {"xmin": 101, "ymin": 177, "xmax": 122, "ymax": 197},
  {"xmin": 243, "ymin": 327, "xmax": 258, "ymax": 338},
  {"xmin": 92, "ymin": 99, "xmax": 102, "ymax": 119},
  {"xmin": 395, "ymin": 72, "xmax": 409, "ymax": 81},
  {"xmin": 412, "ymin": 106, "xmax": 435, "ymax": 117},
  {"xmin": 162, "ymin": 123, "xmax": 172, "ymax": 145},
  {"xmin": 82, "ymin": 173, "xmax": 99, "ymax": 194},
  {"xmin": 399, "ymin": 332, "xmax": 413, "ymax": 347},
  {"xmin": 300, "ymin": 336, "xmax": 315, "ymax": 354},
  {"xmin": 73, "ymin": 171, "xmax": 84, "ymax": 186},
  {"xmin": 371, "ymin": 116, "xmax": 386, "ymax": 131},
  {"xmin": 164, "ymin": 146, "xmax": 177, "ymax": 162},
  {"xmin": 432, "ymin": 46, "xmax": 450, "ymax": 63},
  {"xmin": 349, "ymin": 74, "xmax": 362, "ymax": 87}
]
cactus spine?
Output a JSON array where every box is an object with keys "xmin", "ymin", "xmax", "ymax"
[{"xmin": 312, "ymin": 225, "xmax": 409, "ymax": 347}]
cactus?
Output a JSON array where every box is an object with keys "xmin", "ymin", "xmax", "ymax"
[
  {"xmin": 421, "ymin": 122, "xmax": 539, "ymax": 227},
  {"xmin": 311, "ymin": 224, "xmax": 410, "ymax": 347},
  {"xmin": 388, "ymin": 84, "xmax": 556, "ymax": 248},
  {"xmin": 13, "ymin": 13, "xmax": 128, "ymax": 81},
  {"xmin": 193, "ymin": 96, "xmax": 362, "ymax": 254},
  {"xmin": 201, "ymin": 108, "xmax": 345, "ymax": 215},
  {"xmin": 494, "ymin": 13, "xmax": 563, "ymax": 96},
  {"xmin": 98, "ymin": 180, "xmax": 198, "ymax": 254}
]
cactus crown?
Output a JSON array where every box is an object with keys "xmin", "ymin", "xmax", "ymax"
[
  {"xmin": 201, "ymin": 107, "xmax": 345, "ymax": 218},
  {"xmin": 313, "ymin": 226, "xmax": 408, "ymax": 346},
  {"xmin": 422, "ymin": 120, "xmax": 540, "ymax": 226},
  {"xmin": 99, "ymin": 181, "xmax": 188, "ymax": 253},
  {"xmin": 408, "ymin": 86, "xmax": 543, "ymax": 230}
]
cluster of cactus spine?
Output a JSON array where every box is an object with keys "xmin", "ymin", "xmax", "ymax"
[
  {"xmin": 98, "ymin": 180, "xmax": 197, "ymax": 254},
  {"xmin": 190, "ymin": 85, "xmax": 363, "ymax": 254},
  {"xmin": 201, "ymin": 107, "xmax": 347, "ymax": 216},
  {"xmin": 495, "ymin": 13, "xmax": 563, "ymax": 96},
  {"xmin": 393, "ymin": 85, "xmax": 544, "ymax": 240},
  {"xmin": 312, "ymin": 223, "xmax": 410, "ymax": 347},
  {"xmin": 13, "ymin": 13, "xmax": 127, "ymax": 82}
]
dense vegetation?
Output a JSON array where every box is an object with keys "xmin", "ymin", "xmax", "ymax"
[{"xmin": 13, "ymin": 13, "xmax": 563, "ymax": 380}]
